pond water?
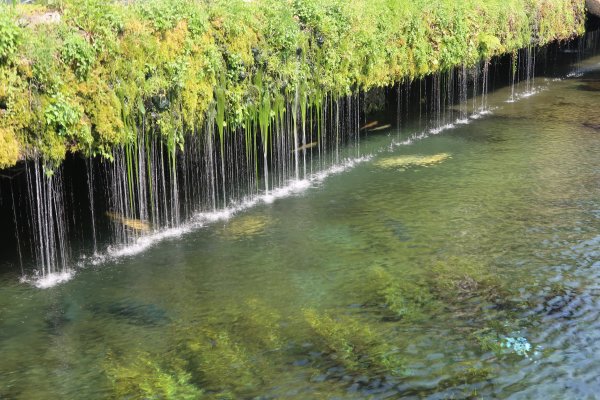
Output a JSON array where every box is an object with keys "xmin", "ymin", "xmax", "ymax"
[{"xmin": 2, "ymin": 51, "xmax": 600, "ymax": 399}]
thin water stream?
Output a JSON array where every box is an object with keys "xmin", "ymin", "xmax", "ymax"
[{"xmin": 2, "ymin": 44, "xmax": 600, "ymax": 398}]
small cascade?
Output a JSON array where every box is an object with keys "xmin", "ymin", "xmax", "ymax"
[
  {"xmin": 480, "ymin": 60, "xmax": 490, "ymax": 111},
  {"xmin": 9, "ymin": 181, "xmax": 23, "ymax": 274},
  {"xmin": 459, "ymin": 65, "xmax": 469, "ymax": 121},
  {"xmin": 525, "ymin": 46, "xmax": 536, "ymax": 93},
  {"xmin": 510, "ymin": 51, "xmax": 518, "ymax": 102},
  {"xmin": 25, "ymin": 159, "xmax": 70, "ymax": 277},
  {"xmin": 85, "ymin": 157, "xmax": 97, "ymax": 254}
]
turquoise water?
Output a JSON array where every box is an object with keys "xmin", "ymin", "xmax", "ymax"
[{"xmin": 2, "ymin": 54, "xmax": 600, "ymax": 399}]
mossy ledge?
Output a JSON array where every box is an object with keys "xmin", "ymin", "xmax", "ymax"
[{"xmin": 0, "ymin": 0, "xmax": 586, "ymax": 169}]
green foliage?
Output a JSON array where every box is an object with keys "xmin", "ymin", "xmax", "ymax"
[
  {"xmin": 43, "ymin": 92, "xmax": 93, "ymax": 159},
  {"xmin": 0, "ymin": 0, "xmax": 587, "ymax": 168},
  {"xmin": 0, "ymin": 6, "xmax": 21, "ymax": 65},
  {"xmin": 60, "ymin": 31, "xmax": 95, "ymax": 80},
  {"xmin": 44, "ymin": 93, "xmax": 81, "ymax": 138}
]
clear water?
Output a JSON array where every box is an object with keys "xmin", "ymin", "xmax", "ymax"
[{"xmin": 2, "ymin": 54, "xmax": 600, "ymax": 399}]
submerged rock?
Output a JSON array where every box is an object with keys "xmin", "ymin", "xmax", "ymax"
[
  {"xmin": 360, "ymin": 121, "xmax": 379, "ymax": 130},
  {"xmin": 369, "ymin": 124, "xmax": 392, "ymax": 132},
  {"xmin": 219, "ymin": 214, "xmax": 270, "ymax": 239},
  {"xmin": 295, "ymin": 141, "xmax": 318, "ymax": 152},
  {"xmin": 374, "ymin": 153, "xmax": 451, "ymax": 170},
  {"xmin": 105, "ymin": 211, "xmax": 151, "ymax": 233}
]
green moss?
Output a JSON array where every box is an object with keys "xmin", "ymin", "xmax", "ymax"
[
  {"xmin": 0, "ymin": 127, "xmax": 19, "ymax": 169},
  {"xmin": 0, "ymin": 0, "xmax": 587, "ymax": 168}
]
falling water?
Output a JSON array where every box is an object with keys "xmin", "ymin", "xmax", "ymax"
[
  {"xmin": 25, "ymin": 159, "xmax": 69, "ymax": 276},
  {"xmin": 3, "ymin": 29, "xmax": 598, "ymax": 282},
  {"xmin": 9, "ymin": 181, "xmax": 23, "ymax": 273},
  {"xmin": 85, "ymin": 156, "xmax": 97, "ymax": 254}
]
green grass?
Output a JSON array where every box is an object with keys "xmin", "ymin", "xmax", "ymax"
[{"xmin": 0, "ymin": 0, "xmax": 586, "ymax": 168}]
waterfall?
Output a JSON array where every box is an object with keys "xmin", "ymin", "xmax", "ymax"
[
  {"xmin": 25, "ymin": 159, "xmax": 69, "ymax": 277},
  {"xmin": 3, "ymin": 29, "xmax": 598, "ymax": 284}
]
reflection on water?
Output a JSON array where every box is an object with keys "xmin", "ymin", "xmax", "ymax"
[{"xmin": 2, "ymin": 55, "xmax": 600, "ymax": 398}]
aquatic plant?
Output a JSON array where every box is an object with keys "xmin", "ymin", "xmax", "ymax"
[
  {"xmin": 427, "ymin": 257, "xmax": 508, "ymax": 303},
  {"xmin": 303, "ymin": 308, "xmax": 404, "ymax": 376},
  {"xmin": 360, "ymin": 266, "xmax": 432, "ymax": 320},
  {"xmin": 233, "ymin": 298, "xmax": 283, "ymax": 350},
  {"xmin": 472, "ymin": 325, "xmax": 534, "ymax": 358},
  {"xmin": 105, "ymin": 352, "xmax": 203, "ymax": 399},
  {"xmin": 437, "ymin": 360, "xmax": 493, "ymax": 390},
  {"xmin": 179, "ymin": 327, "xmax": 261, "ymax": 396}
]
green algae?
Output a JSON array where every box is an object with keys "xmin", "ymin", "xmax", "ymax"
[{"xmin": 0, "ymin": 0, "xmax": 586, "ymax": 169}]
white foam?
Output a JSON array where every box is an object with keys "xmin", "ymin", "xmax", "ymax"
[
  {"xmin": 21, "ymin": 270, "xmax": 75, "ymax": 289},
  {"xmin": 506, "ymin": 86, "xmax": 547, "ymax": 103}
]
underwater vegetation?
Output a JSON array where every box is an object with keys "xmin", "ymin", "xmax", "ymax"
[
  {"xmin": 303, "ymin": 308, "xmax": 405, "ymax": 376},
  {"xmin": 358, "ymin": 266, "xmax": 433, "ymax": 321},
  {"xmin": 105, "ymin": 352, "xmax": 203, "ymax": 399},
  {"xmin": 427, "ymin": 257, "xmax": 509, "ymax": 304},
  {"xmin": 0, "ymin": 0, "xmax": 586, "ymax": 170},
  {"xmin": 99, "ymin": 260, "xmax": 574, "ymax": 398}
]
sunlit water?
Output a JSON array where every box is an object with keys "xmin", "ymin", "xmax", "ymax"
[{"xmin": 2, "ymin": 54, "xmax": 600, "ymax": 399}]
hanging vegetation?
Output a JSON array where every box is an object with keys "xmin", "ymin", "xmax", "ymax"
[{"xmin": 0, "ymin": 0, "xmax": 586, "ymax": 170}]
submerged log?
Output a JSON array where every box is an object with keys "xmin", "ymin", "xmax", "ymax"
[{"xmin": 589, "ymin": 0, "xmax": 600, "ymax": 18}]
